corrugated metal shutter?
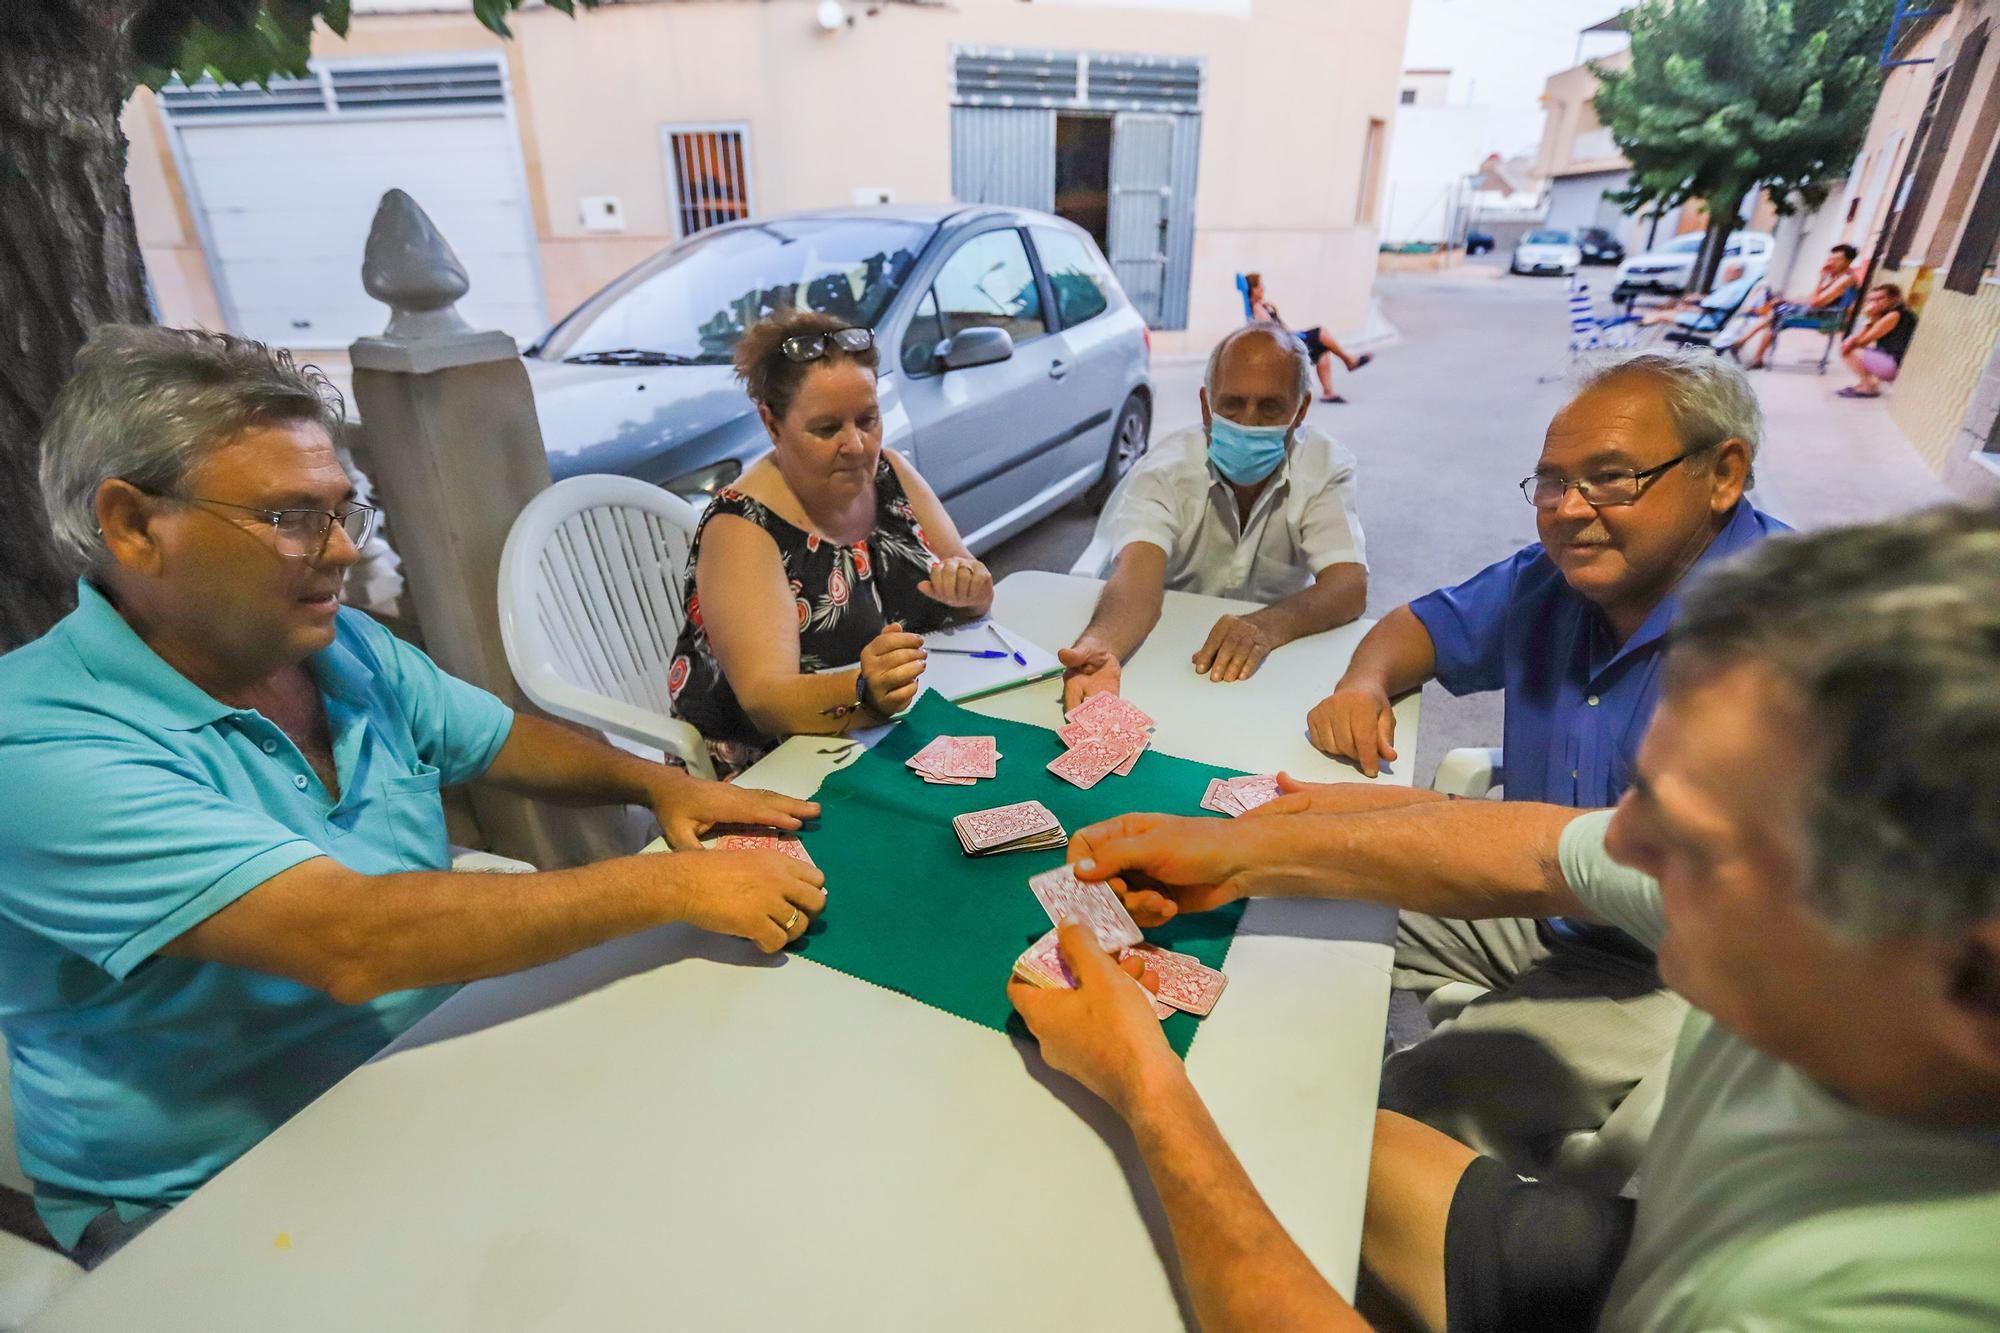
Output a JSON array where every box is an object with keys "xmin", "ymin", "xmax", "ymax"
[
  {"xmin": 1109, "ymin": 113, "xmax": 1174, "ymax": 326},
  {"xmin": 1161, "ymin": 112, "xmax": 1202, "ymax": 330},
  {"xmin": 952, "ymin": 49, "xmax": 1082, "ymax": 107},
  {"xmin": 1084, "ymin": 54, "xmax": 1202, "ymax": 113},
  {"xmin": 160, "ymin": 58, "xmax": 506, "ymax": 121},
  {"xmin": 950, "ymin": 107, "xmax": 1056, "ymax": 211}
]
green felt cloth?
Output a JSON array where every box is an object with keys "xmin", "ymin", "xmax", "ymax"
[{"xmin": 794, "ymin": 691, "xmax": 1247, "ymax": 1056}]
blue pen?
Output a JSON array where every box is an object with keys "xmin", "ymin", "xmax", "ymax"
[
  {"xmin": 987, "ymin": 622, "xmax": 1029, "ymax": 666},
  {"xmin": 928, "ymin": 647, "xmax": 1009, "ymax": 658}
]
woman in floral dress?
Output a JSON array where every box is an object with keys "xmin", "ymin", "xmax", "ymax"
[{"xmin": 669, "ymin": 311, "xmax": 995, "ymax": 775}]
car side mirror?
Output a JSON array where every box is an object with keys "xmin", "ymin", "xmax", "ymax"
[{"xmin": 936, "ymin": 326, "xmax": 1014, "ymax": 371}]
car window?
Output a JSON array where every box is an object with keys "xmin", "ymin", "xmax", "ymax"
[
  {"xmin": 1031, "ymin": 227, "xmax": 1111, "ymax": 327},
  {"xmin": 1526, "ymin": 230, "xmax": 1572, "ymax": 244},
  {"xmin": 901, "ymin": 290, "xmax": 946, "ymax": 375},
  {"xmin": 535, "ymin": 217, "xmax": 929, "ymax": 363},
  {"xmin": 934, "ymin": 229, "xmax": 1047, "ymax": 343},
  {"xmin": 1662, "ymin": 234, "xmax": 1704, "ymax": 254}
]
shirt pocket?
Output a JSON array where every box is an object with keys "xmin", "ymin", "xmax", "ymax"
[{"xmin": 377, "ymin": 765, "xmax": 448, "ymax": 871}]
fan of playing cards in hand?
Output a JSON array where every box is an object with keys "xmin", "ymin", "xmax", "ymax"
[{"xmin": 1012, "ymin": 865, "xmax": 1228, "ymax": 1020}]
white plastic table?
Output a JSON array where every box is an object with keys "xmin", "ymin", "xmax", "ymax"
[{"xmin": 34, "ymin": 572, "xmax": 1420, "ymax": 1332}]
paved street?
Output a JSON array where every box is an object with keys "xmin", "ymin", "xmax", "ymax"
[{"xmin": 984, "ymin": 256, "xmax": 1950, "ymax": 785}]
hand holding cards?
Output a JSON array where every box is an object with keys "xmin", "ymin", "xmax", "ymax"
[{"xmin": 1013, "ymin": 865, "xmax": 1229, "ymax": 1021}]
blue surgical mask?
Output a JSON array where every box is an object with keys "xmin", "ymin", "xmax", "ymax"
[{"xmin": 1206, "ymin": 414, "xmax": 1291, "ymax": 485}]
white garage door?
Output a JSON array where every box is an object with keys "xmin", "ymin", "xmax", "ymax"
[{"xmin": 162, "ymin": 58, "xmax": 545, "ymax": 349}]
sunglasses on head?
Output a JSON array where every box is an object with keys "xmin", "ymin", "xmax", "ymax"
[{"xmin": 779, "ymin": 327, "xmax": 874, "ymax": 363}]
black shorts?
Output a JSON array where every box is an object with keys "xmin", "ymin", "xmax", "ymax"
[
  {"xmin": 1301, "ymin": 327, "xmax": 1334, "ymax": 363},
  {"xmin": 1443, "ymin": 1156, "xmax": 1636, "ymax": 1333}
]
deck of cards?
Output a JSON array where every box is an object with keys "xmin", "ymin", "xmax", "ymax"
[
  {"xmin": 711, "ymin": 834, "xmax": 819, "ymax": 868},
  {"xmin": 907, "ymin": 734, "xmax": 1001, "ymax": 785},
  {"xmin": 1012, "ymin": 864, "xmax": 1229, "ymax": 1021},
  {"xmin": 953, "ymin": 800, "xmax": 1068, "ymax": 856},
  {"xmin": 1199, "ymin": 774, "xmax": 1281, "ymax": 817},
  {"xmin": 1047, "ymin": 692, "xmax": 1155, "ymax": 789}
]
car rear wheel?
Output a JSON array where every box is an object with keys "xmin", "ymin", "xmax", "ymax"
[{"xmin": 1086, "ymin": 392, "xmax": 1150, "ymax": 509}]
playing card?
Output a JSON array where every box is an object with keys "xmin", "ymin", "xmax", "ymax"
[
  {"xmin": 1223, "ymin": 774, "xmax": 1281, "ymax": 813},
  {"xmin": 1026, "ymin": 864, "xmax": 1143, "ymax": 952},
  {"xmin": 1199, "ymin": 777, "xmax": 1246, "ymax": 817},
  {"xmin": 712, "ymin": 834, "xmax": 818, "ymax": 869},
  {"xmin": 1126, "ymin": 944, "xmax": 1228, "ymax": 1016},
  {"xmin": 1047, "ymin": 738, "xmax": 1127, "ymax": 790},
  {"xmin": 906, "ymin": 735, "xmax": 1000, "ymax": 782},
  {"xmin": 1066, "ymin": 691, "xmax": 1155, "ymax": 735},
  {"xmin": 954, "ymin": 800, "xmax": 1061, "ymax": 852}
]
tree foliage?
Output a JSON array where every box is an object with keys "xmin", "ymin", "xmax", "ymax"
[
  {"xmin": 1593, "ymin": 0, "xmax": 1893, "ymax": 292},
  {"xmin": 0, "ymin": 0, "xmax": 597, "ymax": 649}
]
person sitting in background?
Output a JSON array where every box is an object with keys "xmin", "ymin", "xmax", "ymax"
[
  {"xmin": 668, "ymin": 311, "xmax": 994, "ymax": 775},
  {"xmin": 1838, "ymin": 282, "xmax": 1919, "ymax": 399},
  {"xmin": 0, "ymin": 327, "xmax": 824, "ymax": 1268},
  {"xmin": 1733, "ymin": 242, "xmax": 1860, "ymax": 370},
  {"xmin": 1302, "ymin": 350, "xmax": 1786, "ymax": 1176},
  {"xmin": 1059, "ymin": 324, "xmax": 1367, "ymax": 710},
  {"xmin": 1245, "ymin": 271, "xmax": 1373, "ymax": 403},
  {"xmin": 1016, "ymin": 502, "xmax": 2000, "ymax": 1332}
]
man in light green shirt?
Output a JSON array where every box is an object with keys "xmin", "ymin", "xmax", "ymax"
[{"xmin": 1006, "ymin": 503, "xmax": 2000, "ymax": 1332}]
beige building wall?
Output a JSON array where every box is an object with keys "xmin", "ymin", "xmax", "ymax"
[
  {"xmin": 131, "ymin": 0, "xmax": 1408, "ymax": 358},
  {"xmin": 1534, "ymin": 52, "xmax": 1630, "ymax": 182}
]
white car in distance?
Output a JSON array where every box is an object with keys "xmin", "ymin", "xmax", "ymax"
[{"xmin": 1510, "ymin": 228, "xmax": 1583, "ymax": 277}]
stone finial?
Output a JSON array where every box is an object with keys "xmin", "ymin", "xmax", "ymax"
[
  {"xmin": 350, "ymin": 188, "xmax": 517, "ymax": 373},
  {"xmin": 362, "ymin": 189, "xmax": 475, "ymax": 339}
]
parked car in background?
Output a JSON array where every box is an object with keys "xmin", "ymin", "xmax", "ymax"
[
  {"xmin": 1577, "ymin": 226, "xmax": 1625, "ymax": 265},
  {"xmin": 1464, "ymin": 229, "xmax": 1495, "ymax": 255},
  {"xmin": 1510, "ymin": 228, "xmax": 1583, "ymax": 276},
  {"xmin": 1611, "ymin": 230, "xmax": 1775, "ymax": 302},
  {"xmin": 524, "ymin": 205, "xmax": 1153, "ymax": 554}
]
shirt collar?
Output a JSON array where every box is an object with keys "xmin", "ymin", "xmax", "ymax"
[
  {"xmin": 64, "ymin": 579, "xmax": 373, "ymax": 731},
  {"xmin": 1599, "ymin": 500, "xmax": 1765, "ymax": 671}
]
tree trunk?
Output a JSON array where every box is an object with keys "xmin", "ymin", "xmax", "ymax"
[
  {"xmin": 0, "ymin": 6, "xmax": 151, "ymax": 651},
  {"xmin": 1688, "ymin": 189, "xmax": 1748, "ymax": 297}
]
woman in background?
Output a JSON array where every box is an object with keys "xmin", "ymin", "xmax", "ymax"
[{"xmin": 668, "ymin": 310, "xmax": 994, "ymax": 775}]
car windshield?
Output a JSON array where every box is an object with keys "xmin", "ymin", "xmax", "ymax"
[
  {"xmin": 1660, "ymin": 234, "xmax": 1705, "ymax": 254},
  {"xmin": 534, "ymin": 217, "xmax": 931, "ymax": 363},
  {"xmin": 1526, "ymin": 230, "xmax": 1572, "ymax": 244}
]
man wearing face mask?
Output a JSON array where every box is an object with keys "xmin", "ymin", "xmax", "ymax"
[{"xmin": 1060, "ymin": 324, "xmax": 1367, "ymax": 710}]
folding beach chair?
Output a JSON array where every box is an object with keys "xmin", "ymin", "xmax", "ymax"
[{"xmin": 1537, "ymin": 275, "xmax": 1643, "ymax": 381}]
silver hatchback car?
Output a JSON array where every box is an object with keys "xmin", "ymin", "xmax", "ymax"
[{"xmin": 524, "ymin": 205, "xmax": 1154, "ymax": 554}]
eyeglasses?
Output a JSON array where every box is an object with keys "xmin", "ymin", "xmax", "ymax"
[
  {"xmin": 779, "ymin": 327, "xmax": 874, "ymax": 363},
  {"xmin": 132, "ymin": 484, "xmax": 378, "ymax": 560},
  {"xmin": 1518, "ymin": 445, "xmax": 1715, "ymax": 510}
]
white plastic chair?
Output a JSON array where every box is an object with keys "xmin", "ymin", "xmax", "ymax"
[
  {"xmin": 498, "ymin": 475, "xmax": 715, "ymax": 780},
  {"xmin": 0, "ymin": 1036, "xmax": 83, "ymax": 1329}
]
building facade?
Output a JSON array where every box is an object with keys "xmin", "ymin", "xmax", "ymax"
[
  {"xmin": 125, "ymin": 0, "xmax": 1411, "ymax": 359},
  {"xmin": 1837, "ymin": 1, "xmax": 2000, "ymax": 497}
]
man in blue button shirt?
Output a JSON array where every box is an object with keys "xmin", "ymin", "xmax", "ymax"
[
  {"xmin": 1297, "ymin": 350, "xmax": 1787, "ymax": 1175},
  {"xmin": 0, "ymin": 327, "xmax": 828, "ymax": 1266}
]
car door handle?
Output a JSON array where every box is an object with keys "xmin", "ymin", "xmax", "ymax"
[{"xmin": 1048, "ymin": 359, "xmax": 1071, "ymax": 380}]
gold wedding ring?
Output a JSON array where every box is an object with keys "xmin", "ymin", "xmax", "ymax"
[{"xmin": 782, "ymin": 907, "xmax": 802, "ymax": 932}]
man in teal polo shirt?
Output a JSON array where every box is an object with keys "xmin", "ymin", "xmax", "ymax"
[{"xmin": 0, "ymin": 327, "xmax": 827, "ymax": 1265}]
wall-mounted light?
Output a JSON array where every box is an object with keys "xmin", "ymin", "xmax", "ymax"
[{"xmin": 816, "ymin": 1, "xmax": 848, "ymax": 32}]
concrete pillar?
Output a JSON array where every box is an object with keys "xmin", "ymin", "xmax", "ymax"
[{"xmin": 349, "ymin": 189, "xmax": 626, "ymax": 869}]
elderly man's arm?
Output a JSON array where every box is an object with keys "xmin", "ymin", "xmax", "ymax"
[
  {"xmin": 161, "ymin": 847, "xmax": 827, "ymax": 1003},
  {"xmin": 1192, "ymin": 560, "xmax": 1366, "ymax": 682},
  {"xmin": 479, "ymin": 713, "xmax": 818, "ymax": 849},
  {"xmin": 1010, "ymin": 925, "xmax": 1373, "ymax": 1333},
  {"xmin": 1306, "ymin": 605, "xmax": 1438, "ymax": 775},
  {"xmin": 1061, "ymin": 541, "xmax": 1167, "ymax": 711},
  {"xmin": 1068, "ymin": 800, "xmax": 1589, "ymax": 927}
]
